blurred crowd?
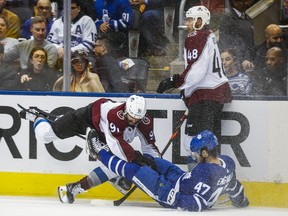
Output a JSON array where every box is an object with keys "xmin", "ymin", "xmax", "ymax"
[{"xmin": 0, "ymin": 0, "xmax": 287, "ymax": 97}]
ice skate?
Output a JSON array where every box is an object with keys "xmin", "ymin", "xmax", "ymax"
[
  {"xmin": 19, "ymin": 108, "xmax": 38, "ymax": 122},
  {"xmin": 18, "ymin": 104, "xmax": 59, "ymax": 122},
  {"xmin": 58, "ymin": 183, "xmax": 85, "ymax": 204},
  {"xmin": 86, "ymin": 129, "xmax": 109, "ymax": 159}
]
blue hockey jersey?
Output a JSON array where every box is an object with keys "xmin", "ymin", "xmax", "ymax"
[
  {"xmin": 98, "ymin": 150, "xmax": 248, "ymax": 212},
  {"xmin": 94, "ymin": 0, "xmax": 133, "ymax": 32},
  {"xmin": 132, "ymin": 155, "xmax": 246, "ymax": 211}
]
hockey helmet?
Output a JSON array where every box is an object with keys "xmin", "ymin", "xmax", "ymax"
[
  {"xmin": 71, "ymin": 49, "xmax": 88, "ymax": 63},
  {"xmin": 125, "ymin": 95, "xmax": 146, "ymax": 119},
  {"xmin": 186, "ymin": 6, "xmax": 210, "ymax": 30},
  {"xmin": 190, "ymin": 130, "xmax": 218, "ymax": 154}
]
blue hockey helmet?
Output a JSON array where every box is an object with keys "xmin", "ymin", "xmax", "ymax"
[{"xmin": 190, "ymin": 130, "xmax": 218, "ymax": 153}]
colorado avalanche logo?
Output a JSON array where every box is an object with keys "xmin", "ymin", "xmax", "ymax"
[
  {"xmin": 116, "ymin": 110, "xmax": 125, "ymax": 120},
  {"xmin": 141, "ymin": 116, "xmax": 150, "ymax": 125}
]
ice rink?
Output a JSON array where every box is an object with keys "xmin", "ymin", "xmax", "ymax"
[{"xmin": 0, "ymin": 196, "xmax": 287, "ymax": 216}]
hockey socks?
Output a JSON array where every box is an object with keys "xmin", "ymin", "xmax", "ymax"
[{"xmin": 99, "ymin": 150, "xmax": 141, "ymax": 181}]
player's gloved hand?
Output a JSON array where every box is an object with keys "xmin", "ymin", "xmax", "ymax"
[
  {"xmin": 133, "ymin": 151, "xmax": 157, "ymax": 170},
  {"xmin": 158, "ymin": 179, "xmax": 178, "ymax": 206},
  {"xmin": 231, "ymin": 196, "xmax": 249, "ymax": 208},
  {"xmin": 157, "ymin": 74, "xmax": 180, "ymax": 93}
]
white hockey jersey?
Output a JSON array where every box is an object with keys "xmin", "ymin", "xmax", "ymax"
[
  {"xmin": 47, "ymin": 14, "xmax": 97, "ymax": 53},
  {"xmin": 176, "ymin": 29, "xmax": 232, "ymax": 106},
  {"xmin": 91, "ymin": 99, "xmax": 160, "ymax": 162}
]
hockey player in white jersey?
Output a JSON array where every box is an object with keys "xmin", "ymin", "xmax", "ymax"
[
  {"xmin": 91, "ymin": 130, "xmax": 249, "ymax": 211},
  {"xmin": 47, "ymin": 0, "xmax": 97, "ymax": 59},
  {"xmin": 157, "ymin": 6, "xmax": 232, "ymax": 171},
  {"xmin": 19, "ymin": 95, "xmax": 160, "ymax": 203}
]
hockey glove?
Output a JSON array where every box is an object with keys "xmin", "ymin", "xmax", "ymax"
[
  {"xmin": 133, "ymin": 151, "xmax": 157, "ymax": 170},
  {"xmin": 157, "ymin": 74, "xmax": 180, "ymax": 93},
  {"xmin": 231, "ymin": 196, "xmax": 249, "ymax": 208},
  {"xmin": 158, "ymin": 179, "xmax": 178, "ymax": 206}
]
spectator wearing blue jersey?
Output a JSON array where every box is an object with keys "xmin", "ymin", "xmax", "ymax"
[
  {"xmin": 20, "ymin": 0, "xmax": 56, "ymax": 40},
  {"xmin": 91, "ymin": 130, "xmax": 249, "ymax": 211},
  {"xmin": 221, "ymin": 49, "xmax": 252, "ymax": 95},
  {"xmin": 94, "ymin": 0, "xmax": 133, "ymax": 56}
]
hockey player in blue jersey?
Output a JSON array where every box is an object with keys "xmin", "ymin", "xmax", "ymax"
[{"xmin": 90, "ymin": 130, "xmax": 249, "ymax": 211}]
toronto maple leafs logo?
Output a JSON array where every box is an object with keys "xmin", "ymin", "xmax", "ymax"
[
  {"xmin": 183, "ymin": 172, "xmax": 192, "ymax": 180},
  {"xmin": 196, "ymin": 134, "xmax": 202, "ymax": 140}
]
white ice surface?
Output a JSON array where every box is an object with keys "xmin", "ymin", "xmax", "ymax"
[{"xmin": 0, "ymin": 196, "xmax": 287, "ymax": 216}]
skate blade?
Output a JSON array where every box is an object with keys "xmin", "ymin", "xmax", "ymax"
[{"xmin": 57, "ymin": 186, "xmax": 69, "ymax": 203}]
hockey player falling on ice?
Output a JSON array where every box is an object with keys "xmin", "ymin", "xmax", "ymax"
[
  {"xmin": 19, "ymin": 95, "xmax": 161, "ymax": 203},
  {"xmin": 157, "ymin": 6, "xmax": 232, "ymax": 171},
  {"xmin": 90, "ymin": 130, "xmax": 249, "ymax": 211}
]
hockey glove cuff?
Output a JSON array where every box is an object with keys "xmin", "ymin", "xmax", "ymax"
[
  {"xmin": 158, "ymin": 183, "xmax": 178, "ymax": 206},
  {"xmin": 157, "ymin": 74, "xmax": 180, "ymax": 93},
  {"xmin": 133, "ymin": 151, "xmax": 157, "ymax": 170}
]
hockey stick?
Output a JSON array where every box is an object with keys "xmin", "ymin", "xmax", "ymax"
[
  {"xmin": 17, "ymin": 103, "xmax": 86, "ymax": 140},
  {"xmin": 113, "ymin": 110, "xmax": 188, "ymax": 206},
  {"xmin": 160, "ymin": 110, "xmax": 189, "ymax": 157}
]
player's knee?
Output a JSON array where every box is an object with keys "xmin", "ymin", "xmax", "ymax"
[{"xmin": 34, "ymin": 118, "xmax": 58, "ymax": 143}]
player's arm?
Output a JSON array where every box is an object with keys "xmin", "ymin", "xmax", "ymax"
[
  {"xmin": 105, "ymin": 120, "xmax": 137, "ymax": 162},
  {"xmin": 225, "ymin": 177, "xmax": 249, "ymax": 208},
  {"xmin": 222, "ymin": 156, "xmax": 249, "ymax": 208},
  {"xmin": 176, "ymin": 37, "xmax": 212, "ymax": 88},
  {"xmin": 137, "ymin": 115, "xmax": 161, "ymax": 158}
]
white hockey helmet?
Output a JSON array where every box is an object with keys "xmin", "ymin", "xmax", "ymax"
[
  {"xmin": 125, "ymin": 95, "xmax": 147, "ymax": 119},
  {"xmin": 186, "ymin": 6, "xmax": 210, "ymax": 30}
]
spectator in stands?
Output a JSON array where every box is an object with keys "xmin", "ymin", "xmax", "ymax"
[
  {"xmin": 221, "ymin": 49, "xmax": 252, "ymax": 95},
  {"xmin": 94, "ymin": 0, "xmax": 133, "ymax": 56},
  {"xmin": 130, "ymin": 0, "xmax": 168, "ymax": 56},
  {"xmin": 0, "ymin": 43, "xmax": 20, "ymax": 90},
  {"xmin": 52, "ymin": 0, "xmax": 96, "ymax": 20},
  {"xmin": 252, "ymin": 47, "xmax": 287, "ymax": 96},
  {"xmin": 47, "ymin": 0, "xmax": 96, "ymax": 61},
  {"xmin": 250, "ymin": 24, "xmax": 287, "ymax": 73},
  {"xmin": 0, "ymin": 0, "xmax": 20, "ymax": 38},
  {"xmin": 3, "ymin": 16, "xmax": 58, "ymax": 69},
  {"xmin": 0, "ymin": 15, "xmax": 18, "ymax": 52},
  {"xmin": 9, "ymin": 47, "xmax": 59, "ymax": 91},
  {"xmin": 20, "ymin": 0, "xmax": 56, "ymax": 40},
  {"xmin": 93, "ymin": 36, "xmax": 129, "ymax": 92},
  {"xmin": 53, "ymin": 49, "xmax": 105, "ymax": 92},
  {"xmin": 218, "ymin": 0, "xmax": 255, "ymax": 71}
]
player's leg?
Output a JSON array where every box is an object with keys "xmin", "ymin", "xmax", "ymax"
[
  {"xmin": 86, "ymin": 129, "xmax": 133, "ymax": 194},
  {"xmin": 20, "ymin": 104, "xmax": 93, "ymax": 143},
  {"xmin": 183, "ymin": 104, "xmax": 200, "ymax": 171},
  {"xmin": 184, "ymin": 101, "xmax": 224, "ymax": 171},
  {"xmin": 58, "ymin": 164, "xmax": 117, "ymax": 204},
  {"xmin": 99, "ymin": 149, "xmax": 181, "ymax": 206}
]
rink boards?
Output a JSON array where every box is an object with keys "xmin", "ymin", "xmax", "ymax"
[{"xmin": 0, "ymin": 92, "xmax": 287, "ymax": 208}]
